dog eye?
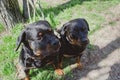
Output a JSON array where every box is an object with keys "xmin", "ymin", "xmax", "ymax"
[
  {"xmin": 48, "ymin": 28, "xmax": 52, "ymax": 32},
  {"xmin": 81, "ymin": 27, "xmax": 86, "ymax": 32},
  {"xmin": 48, "ymin": 29, "xmax": 53, "ymax": 34}
]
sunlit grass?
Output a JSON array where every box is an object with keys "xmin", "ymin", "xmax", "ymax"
[{"xmin": 0, "ymin": 24, "xmax": 5, "ymax": 33}]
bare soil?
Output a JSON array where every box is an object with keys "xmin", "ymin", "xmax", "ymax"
[{"xmin": 64, "ymin": 4, "xmax": 120, "ymax": 80}]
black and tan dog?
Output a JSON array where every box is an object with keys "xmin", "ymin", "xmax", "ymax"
[
  {"xmin": 57, "ymin": 18, "xmax": 90, "ymax": 75},
  {"xmin": 16, "ymin": 20, "xmax": 61, "ymax": 80}
]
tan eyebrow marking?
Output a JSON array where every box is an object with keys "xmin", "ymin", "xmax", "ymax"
[{"xmin": 38, "ymin": 32, "xmax": 42, "ymax": 36}]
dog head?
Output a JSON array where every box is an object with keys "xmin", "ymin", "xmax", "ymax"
[
  {"xmin": 60, "ymin": 18, "xmax": 89, "ymax": 46},
  {"xmin": 16, "ymin": 20, "xmax": 61, "ymax": 59}
]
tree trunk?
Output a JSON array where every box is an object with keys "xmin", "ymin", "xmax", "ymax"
[
  {"xmin": 22, "ymin": 0, "xmax": 44, "ymax": 22},
  {"xmin": 23, "ymin": 0, "xmax": 34, "ymax": 22},
  {"xmin": 23, "ymin": 0, "xmax": 29, "ymax": 21},
  {"xmin": 0, "ymin": 0, "xmax": 23, "ymax": 30}
]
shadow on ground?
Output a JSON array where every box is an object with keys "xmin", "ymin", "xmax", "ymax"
[
  {"xmin": 40, "ymin": 0, "xmax": 92, "ymax": 17},
  {"xmin": 107, "ymin": 63, "xmax": 120, "ymax": 80},
  {"xmin": 62, "ymin": 37, "xmax": 120, "ymax": 80},
  {"xmin": 29, "ymin": 37, "xmax": 120, "ymax": 80}
]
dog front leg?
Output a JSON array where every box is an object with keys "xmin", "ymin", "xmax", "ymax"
[
  {"xmin": 53, "ymin": 55, "xmax": 64, "ymax": 76},
  {"xmin": 76, "ymin": 55, "xmax": 83, "ymax": 69},
  {"xmin": 23, "ymin": 69, "xmax": 30, "ymax": 80}
]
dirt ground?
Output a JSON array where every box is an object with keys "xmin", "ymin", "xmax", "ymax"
[{"xmin": 64, "ymin": 4, "xmax": 120, "ymax": 80}]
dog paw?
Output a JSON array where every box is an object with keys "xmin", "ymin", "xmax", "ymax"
[
  {"xmin": 55, "ymin": 69, "xmax": 64, "ymax": 76},
  {"xmin": 24, "ymin": 76, "xmax": 30, "ymax": 80}
]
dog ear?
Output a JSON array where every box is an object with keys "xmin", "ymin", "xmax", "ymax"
[
  {"xmin": 61, "ymin": 22, "xmax": 70, "ymax": 35},
  {"xmin": 82, "ymin": 19, "xmax": 90, "ymax": 31},
  {"xmin": 15, "ymin": 30, "xmax": 26, "ymax": 51}
]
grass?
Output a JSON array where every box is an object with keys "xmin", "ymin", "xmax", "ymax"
[
  {"xmin": 0, "ymin": 24, "xmax": 5, "ymax": 33},
  {"xmin": 0, "ymin": 24, "xmax": 24, "ymax": 80},
  {"xmin": 0, "ymin": 0, "xmax": 120, "ymax": 80}
]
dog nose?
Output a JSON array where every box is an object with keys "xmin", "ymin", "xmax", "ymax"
[{"xmin": 81, "ymin": 38, "xmax": 89, "ymax": 44}]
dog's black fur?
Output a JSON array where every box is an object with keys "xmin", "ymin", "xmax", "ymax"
[
  {"xmin": 57, "ymin": 18, "xmax": 90, "ymax": 72},
  {"xmin": 16, "ymin": 20, "xmax": 61, "ymax": 79}
]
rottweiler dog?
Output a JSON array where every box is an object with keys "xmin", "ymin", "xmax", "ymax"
[
  {"xmin": 16, "ymin": 20, "xmax": 61, "ymax": 80},
  {"xmin": 57, "ymin": 18, "xmax": 90, "ymax": 75}
]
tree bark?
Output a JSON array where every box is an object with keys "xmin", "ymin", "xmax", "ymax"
[
  {"xmin": 23, "ymin": 0, "xmax": 29, "ymax": 21},
  {"xmin": 0, "ymin": 0, "xmax": 23, "ymax": 30},
  {"xmin": 23, "ymin": 0, "xmax": 44, "ymax": 22},
  {"xmin": 23, "ymin": 0, "xmax": 34, "ymax": 22}
]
